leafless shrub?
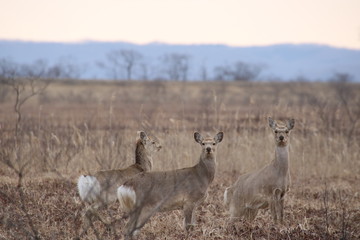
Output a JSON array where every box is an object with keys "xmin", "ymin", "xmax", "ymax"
[
  {"xmin": 0, "ymin": 143, "xmax": 41, "ymax": 239},
  {"xmin": 330, "ymin": 73, "xmax": 360, "ymax": 145},
  {"xmin": 0, "ymin": 59, "xmax": 55, "ymax": 136}
]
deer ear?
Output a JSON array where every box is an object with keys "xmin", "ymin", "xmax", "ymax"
[
  {"xmin": 287, "ymin": 119, "xmax": 295, "ymax": 130},
  {"xmin": 194, "ymin": 132, "xmax": 203, "ymax": 143},
  {"xmin": 139, "ymin": 131, "xmax": 147, "ymax": 141},
  {"xmin": 215, "ymin": 132, "xmax": 223, "ymax": 143},
  {"xmin": 268, "ymin": 117, "xmax": 276, "ymax": 130}
]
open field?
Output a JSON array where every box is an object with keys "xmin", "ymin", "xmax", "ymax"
[{"xmin": 0, "ymin": 80, "xmax": 359, "ymax": 239}]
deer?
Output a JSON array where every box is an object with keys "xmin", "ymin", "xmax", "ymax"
[
  {"xmin": 224, "ymin": 117, "xmax": 295, "ymax": 224},
  {"xmin": 117, "ymin": 131, "xmax": 224, "ymax": 239},
  {"xmin": 77, "ymin": 131, "xmax": 161, "ymax": 230}
]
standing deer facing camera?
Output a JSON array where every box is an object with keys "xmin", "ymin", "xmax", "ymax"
[
  {"xmin": 77, "ymin": 131, "xmax": 161, "ymax": 229},
  {"xmin": 224, "ymin": 117, "xmax": 295, "ymax": 224},
  {"xmin": 117, "ymin": 132, "xmax": 223, "ymax": 239}
]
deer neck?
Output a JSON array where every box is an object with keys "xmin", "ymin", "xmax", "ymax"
[
  {"xmin": 273, "ymin": 145, "xmax": 289, "ymax": 176},
  {"xmin": 135, "ymin": 140, "xmax": 152, "ymax": 171},
  {"xmin": 195, "ymin": 152, "xmax": 216, "ymax": 185}
]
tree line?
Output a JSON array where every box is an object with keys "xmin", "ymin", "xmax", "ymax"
[
  {"xmin": 1, "ymin": 49, "xmax": 357, "ymax": 82},
  {"xmin": 97, "ymin": 49, "xmax": 264, "ymax": 81},
  {"xmin": 0, "ymin": 49, "xmax": 264, "ymax": 81}
]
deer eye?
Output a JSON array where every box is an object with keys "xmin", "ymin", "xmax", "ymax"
[
  {"xmin": 285, "ymin": 130, "xmax": 289, "ymax": 134},
  {"xmin": 202, "ymin": 143, "xmax": 205, "ymax": 146},
  {"xmin": 152, "ymin": 141, "xmax": 155, "ymax": 144},
  {"xmin": 212, "ymin": 143, "xmax": 216, "ymax": 146},
  {"xmin": 274, "ymin": 130, "xmax": 278, "ymax": 134}
]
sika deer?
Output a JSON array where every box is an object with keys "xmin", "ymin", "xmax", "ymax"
[
  {"xmin": 77, "ymin": 131, "xmax": 161, "ymax": 229},
  {"xmin": 224, "ymin": 117, "xmax": 295, "ymax": 224},
  {"xmin": 117, "ymin": 132, "xmax": 223, "ymax": 239}
]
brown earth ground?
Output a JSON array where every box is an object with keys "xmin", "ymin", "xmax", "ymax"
[{"xmin": 0, "ymin": 80, "xmax": 359, "ymax": 239}]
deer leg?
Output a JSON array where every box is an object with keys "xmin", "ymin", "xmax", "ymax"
[
  {"xmin": 183, "ymin": 203, "xmax": 196, "ymax": 231},
  {"xmin": 273, "ymin": 189, "xmax": 284, "ymax": 224},
  {"xmin": 78, "ymin": 203, "xmax": 105, "ymax": 238},
  {"xmin": 124, "ymin": 213, "xmax": 136, "ymax": 240},
  {"xmin": 83, "ymin": 203, "xmax": 100, "ymax": 231},
  {"xmin": 125, "ymin": 212, "xmax": 142, "ymax": 240},
  {"xmin": 277, "ymin": 198, "xmax": 285, "ymax": 224},
  {"xmin": 270, "ymin": 200, "xmax": 278, "ymax": 223},
  {"xmin": 125, "ymin": 206, "xmax": 153, "ymax": 239},
  {"xmin": 84, "ymin": 202, "xmax": 112, "ymax": 228},
  {"xmin": 246, "ymin": 208, "xmax": 259, "ymax": 222},
  {"xmin": 273, "ymin": 200, "xmax": 283, "ymax": 224}
]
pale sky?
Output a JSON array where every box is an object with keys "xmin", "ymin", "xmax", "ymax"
[{"xmin": 1, "ymin": 0, "xmax": 360, "ymax": 49}]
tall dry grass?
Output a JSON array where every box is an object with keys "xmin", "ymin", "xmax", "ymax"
[{"xmin": 0, "ymin": 80, "xmax": 359, "ymax": 239}]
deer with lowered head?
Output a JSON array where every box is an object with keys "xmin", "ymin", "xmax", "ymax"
[
  {"xmin": 77, "ymin": 131, "xmax": 161, "ymax": 229},
  {"xmin": 224, "ymin": 117, "xmax": 295, "ymax": 224},
  {"xmin": 117, "ymin": 131, "xmax": 223, "ymax": 239}
]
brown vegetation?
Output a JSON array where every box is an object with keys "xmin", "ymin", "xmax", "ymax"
[{"xmin": 0, "ymin": 80, "xmax": 359, "ymax": 239}]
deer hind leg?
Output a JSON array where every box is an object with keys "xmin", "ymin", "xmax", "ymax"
[
  {"xmin": 183, "ymin": 203, "xmax": 196, "ymax": 231},
  {"xmin": 272, "ymin": 200, "xmax": 283, "ymax": 224},
  {"xmin": 270, "ymin": 200, "xmax": 278, "ymax": 223},
  {"xmin": 277, "ymin": 198, "xmax": 285, "ymax": 224},
  {"xmin": 124, "ymin": 214, "xmax": 136, "ymax": 240},
  {"xmin": 79, "ymin": 202, "xmax": 107, "ymax": 238},
  {"xmin": 85, "ymin": 202, "xmax": 112, "ymax": 226},
  {"xmin": 82, "ymin": 203, "xmax": 101, "ymax": 231},
  {"xmin": 125, "ymin": 206, "xmax": 154, "ymax": 239},
  {"xmin": 125, "ymin": 212, "xmax": 142, "ymax": 239}
]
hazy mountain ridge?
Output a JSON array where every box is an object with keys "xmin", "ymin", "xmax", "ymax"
[{"xmin": 1, "ymin": 40, "xmax": 359, "ymax": 81}]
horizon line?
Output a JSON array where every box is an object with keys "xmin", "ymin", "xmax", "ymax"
[{"xmin": 1, "ymin": 38, "xmax": 359, "ymax": 51}]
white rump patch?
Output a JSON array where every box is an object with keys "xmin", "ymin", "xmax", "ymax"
[
  {"xmin": 117, "ymin": 185, "xmax": 136, "ymax": 212},
  {"xmin": 77, "ymin": 175, "xmax": 101, "ymax": 203}
]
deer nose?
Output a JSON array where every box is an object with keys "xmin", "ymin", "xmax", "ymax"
[
  {"xmin": 206, "ymin": 147, "xmax": 211, "ymax": 153},
  {"xmin": 279, "ymin": 135, "xmax": 284, "ymax": 141}
]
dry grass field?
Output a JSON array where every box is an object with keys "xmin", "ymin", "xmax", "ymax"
[{"xmin": 0, "ymin": 80, "xmax": 359, "ymax": 239}]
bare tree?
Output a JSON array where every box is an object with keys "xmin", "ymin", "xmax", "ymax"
[
  {"xmin": 139, "ymin": 62, "xmax": 149, "ymax": 81},
  {"xmin": 99, "ymin": 49, "xmax": 143, "ymax": 80},
  {"xmin": 214, "ymin": 64, "xmax": 232, "ymax": 81},
  {"xmin": 161, "ymin": 53, "xmax": 190, "ymax": 81},
  {"xmin": 232, "ymin": 61, "xmax": 262, "ymax": 81},
  {"xmin": 199, "ymin": 63, "xmax": 208, "ymax": 81},
  {"xmin": 48, "ymin": 57, "xmax": 83, "ymax": 79},
  {"xmin": 214, "ymin": 61, "xmax": 262, "ymax": 81}
]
